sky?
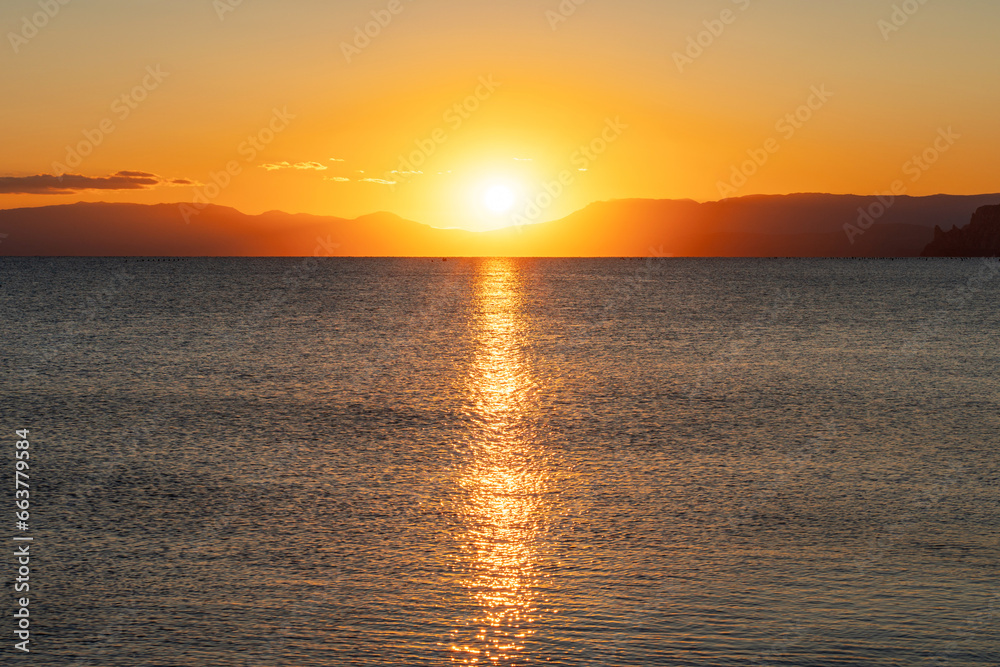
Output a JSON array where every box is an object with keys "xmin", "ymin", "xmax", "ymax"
[{"xmin": 1, "ymin": 0, "xmax": 998, "ymax": 230}]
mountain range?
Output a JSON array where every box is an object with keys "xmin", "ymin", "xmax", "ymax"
[
  {"xmin": 1, "ymin": 193, "xmax": 998, "ymax": 257},
  {"xmin": 922, "ymin": 205, "xmax": 1000, "ymax": 257}
]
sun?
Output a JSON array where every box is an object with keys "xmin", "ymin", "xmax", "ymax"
[
  {"xmin": 482, "ymin": 183, "xmax": 517, "ymax": 214},
  {"xmin": 463, "ymin": 171, "xmax": 530, "ymax": 229}
]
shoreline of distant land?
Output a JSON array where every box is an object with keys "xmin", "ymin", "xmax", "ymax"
[{"xmin": 1, "ymin": 193, "xmax": 999, "ymax": 258}]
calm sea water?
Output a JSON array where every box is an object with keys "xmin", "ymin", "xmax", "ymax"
[{"xmin": 1, "ymin": 257, "xmax": 998, "ymax": 666}]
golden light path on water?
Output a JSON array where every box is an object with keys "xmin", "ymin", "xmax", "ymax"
[{"xmin": 450, "ymin": 258, "xmax": 550, "ymax": 665}]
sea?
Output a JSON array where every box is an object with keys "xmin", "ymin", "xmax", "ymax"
[{"xmin": 1, "ymin": 257, "xmax": 998, "ymax": 666}]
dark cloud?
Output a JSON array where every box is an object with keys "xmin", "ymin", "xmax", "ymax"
[
  {"xmin": 114, "ymin": 170, "xmax": 158, "ymax": 178},
  {"xmin": 0, "ymin": 172, "xmax": 170, "ymax": 195}
]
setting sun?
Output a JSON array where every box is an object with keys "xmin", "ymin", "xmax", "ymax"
[{"xmin": 482, "ymin": 183, "xmax": 517, "ymax": 214}]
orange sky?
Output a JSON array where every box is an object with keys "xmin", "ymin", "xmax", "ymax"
[{"xmin": 1, "ymin": 0, "xmax": 998, "ymax": 231}]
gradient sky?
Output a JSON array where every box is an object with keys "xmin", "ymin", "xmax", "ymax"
[{"xmin": 1, "ymin": 0, "xmax": 998, "ymax": 230}]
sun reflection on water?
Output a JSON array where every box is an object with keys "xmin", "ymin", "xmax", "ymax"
[{"xmin": 450, "ymin": 258, "xmax": 549, "ymax": 665}]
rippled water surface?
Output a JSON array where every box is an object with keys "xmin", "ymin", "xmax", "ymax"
[{"xmin": 1, "ymin": 258, "xmax": 998, "ymax": 666}]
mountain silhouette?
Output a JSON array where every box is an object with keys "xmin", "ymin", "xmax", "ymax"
[
  {"xmin": 922, "ymin": 205, "xmax": 1000, "ymax": 257},
  {"xmin": 1, "ymin": 194, "xmax": 998, "ymax": 257}
]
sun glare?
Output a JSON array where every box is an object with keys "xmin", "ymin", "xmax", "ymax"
[
  {"xmin": 460, "ymin": 168, "xmax": 532, "ymax": 230},
  {"xmin": 482, "ymin": 184, "xmax": 517, "ymax": 214}
]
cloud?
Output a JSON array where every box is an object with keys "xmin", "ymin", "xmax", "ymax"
[
  {"xmin": 329, "ymin": 158, "xmax": 345, "ymax": 162},
  {"xmin": 325, "ymin": 176, "xmax": 351, "ymax": 182},
  {"xmin": 113, "ymin": 170, "xmax": 158, "ymax": 178},
  {"xmin": 260, "ymin": 161, "xmax": 328, "ymax": 171},
  {"xmin": 0, "ymin": 172, "xmax": 174, "ymax": 195},
  {"xmin": 360, "ymin": 178, "xmax": 396, "ymax": 185}
]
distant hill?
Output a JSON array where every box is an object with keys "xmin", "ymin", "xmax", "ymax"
[
  {"xmin": 0, "ymin": 202, "xmax": 482, "ymax": 257},
  {"xmin": 1, "ymin": 193, "xmax": 998, "ymax": 257},
  {"xmin": 922, "ymin": 205, "xmax": 1000, "ymax": 257},
  {"xmin": 533, "ymin": 194, "xmax": 1000, "ymax": 257}
]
